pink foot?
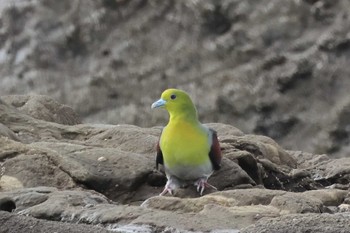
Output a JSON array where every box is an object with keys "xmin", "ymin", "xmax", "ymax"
[
  {"xmin": 195, "ymin": 178, "xmax": 217, "ymax": 195},
  {"xmin": 159, "ymin": 187, "xmax": 173, "ymax": 196}
]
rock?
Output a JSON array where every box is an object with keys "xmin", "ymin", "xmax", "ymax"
[
  {"xmin": 302, "ymin": 189, "xmax": 348, "ymax": 206},
  {"xmin": 0, "ymin": 0, "xmax": 349, "ymax": 156},
  {"xmin": 344, "ymin": 192, "xmax": 350, "ymax": 204},
  {"xmin": 294, "ymin": 156, "xmax": 350, "ymax": 187},
  {"xmin": 220, "ymin": 133, "xmax": 319, "ymax": 192},
  {"xmin": 221, "ymin": 133, "xmax": 297, "ymax": 169},
  {"xmin": 0, "ymin": 211, "xmax": 113, "ymax": 233},
  {"xmin": 290, "ymin": 150, "xmax": 330, "ymax": 168},
  {"xmin": 205, "ymin": 123, "xmax": 244, "ymax": 137},
  {"xmin": 270, "ymin": 193, "xmax": 324, "ymax": 214},
  {"xmin": 1, "ymin": 1, "xmax": 350, "ymax": 232},
  {"xmin": 1, "ymin": 186, "xmax": 346, "ymax": 232},
  {"xmin": 338, "ymin": 204, "xmax": 350, "ymax": 212},
  {"xmin": 135, "ymin": 204, "xmax": 279, "ymax": 231},
  {"xmin": 226, "ymin": 150, "xmax": 262, "ymax": 184},
  {"xmin": 0, "ymin": 187, "xmax": 280, "ymax": 231},
  {"xmin": 241, "ymin": 213, "xmax": 350, "ymax": 233},
  {"xmin": 0, "ymin": 124, "xmax": 20, "ymax": 141},
  {"xmin": 322, "ymin": 158, "xmax": 350, "ymax": 181},
  {"xmin": 2, "ymin": 95, "xmax": 81, "ymax": 125},
  {"xmin": 37, "ymin": 142, "xmax": 154, "ymax": 201},
  {"xmin": 0, "ymin": 138, "xmax": 76, "ymax": 191},
  {"xmin": 0, "ymin": 135, "xmax": 156, "ymax": 201},
  {"xmin": 209, "ymin": 157, "xmax": 256, "ymax": 191},
  {"xmin": 0, "ymin": 0, "xmax": 350, "ymax": 158},
  {"xmin": 141, "ymin": 194, "xmax": 240, "ymax": 213},
  {"xmin": 0, "ymin": 100, "xmax": 157, "ymax": 201},
  {"xmin": 0, "ymin": 98, "xmax": 282, "ymax": 201},
  {"xmin": 208, "ymin": 189, "xmax": 287, "ymax": 206},
  {"xmin": 1, "ymin": 95, "xmax": 350, "ymax": 232},
  {"xmin": 12, "ymin": 188, "xmax": 109, "ymax": 220},
  {"xmin": 0, "ymin": 175, "xmax": 23, "ymax": 191},
  {"xmin": 269, "ymin": 188, "xmax": 349, "ymax": 214}
]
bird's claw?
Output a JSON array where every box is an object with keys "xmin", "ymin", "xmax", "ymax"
[
  {"xmin": 159, "ymin": 187, "xmax": 173, "ymax": 196},
  {"xmin": 195, "ymin": 179, "xmax": 217, "ymax": 195}
]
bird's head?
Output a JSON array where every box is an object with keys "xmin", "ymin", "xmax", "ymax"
[{"xmin": 151, "ymin": 89, "xmax": 198, "ymax": 121}]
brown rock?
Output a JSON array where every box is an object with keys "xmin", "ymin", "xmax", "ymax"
[
  {"xmin": 0, "ymin": 210, "xmax": 113, "ymax": 233},
  {"xmin": 2, "ymin": 95, "xmax": 81, "ymax": 125},
  {"xmin": 242, "ymin": 213, "xmax": 350, "ymax": 233},
  {"xmin": 0, "ymin": 138, "xmax": 76, "ymax": 191},
  {"xmin": 270, "ymin": 192, "xmax": 324, "ymax": 214}
]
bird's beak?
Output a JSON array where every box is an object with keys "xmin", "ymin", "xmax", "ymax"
[{"xmin": 151, "ymin": 98, "xmax": 166, "ymax": 109}]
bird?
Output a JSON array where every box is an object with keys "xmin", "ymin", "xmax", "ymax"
[{"xmin": 151, "ymin": 88, "xmax": 221, "ymax": 195}]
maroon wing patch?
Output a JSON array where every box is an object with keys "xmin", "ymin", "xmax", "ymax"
[
  {"xmin": 156, "ymin": 134, "xmax": 163, "ymax": 170},
  {"xmin": 209, "ymin": 129, "xmax": 221, "ymax": 170}
]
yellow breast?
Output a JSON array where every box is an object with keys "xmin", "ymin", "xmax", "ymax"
[{"xmin": 160, "ymin": 121, "xmax": 210, "ymax": 168}]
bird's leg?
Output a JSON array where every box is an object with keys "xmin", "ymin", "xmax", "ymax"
[
  {"xmin": 194, "ymin": 178, "xmax": 217, "ymax": 196},
  {"xmin": 159, "ymin": 176, "xmax": 180, "ymax": 196},
  {"xmin": 159, "ymin": 182, "xmax": 173, "ymax": 196}
]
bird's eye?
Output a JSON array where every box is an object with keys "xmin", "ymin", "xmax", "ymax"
[{"xmin": 170, "ymin": 94, "xmax": 176, "ymax": 100}]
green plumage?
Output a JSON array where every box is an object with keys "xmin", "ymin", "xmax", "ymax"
[{"xmin": 152, "ymin": 88, "xmax": 221, "ymax": 195}]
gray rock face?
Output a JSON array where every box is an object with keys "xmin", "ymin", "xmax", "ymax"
[
  {"xmin": 1, "ymin": 0, "xmax": 350, "ymax": 231},
  {"xmin": 0, "ymin": 0, "xmax": 350, "ymax": 158},
  {"xmin": 0, "ymin": 94, "xmax": 350, "ymax": 232}
]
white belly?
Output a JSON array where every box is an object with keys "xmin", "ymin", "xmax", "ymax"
[{"xmin": 165, "ymin": 160, "xmax": 213, "ymax": 181}]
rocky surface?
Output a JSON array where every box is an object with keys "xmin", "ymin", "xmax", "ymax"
[
  {"xmin": 0, "ymin": 95, "xmax": 350, "ymax": 232},
  {"xmin": 0, "ymin": 210, "xmax": 112, "ymax": 233},
  {"xmin": 1, "ymin": 1, "xmax": 350, "ymax": 231},
  {"xmin": 241, "ymin": 213, "xmax": 350, "ymax": 233},
  {"xmin": 0, "ymin": 0, "xmax": 350, "ymax": 157}
]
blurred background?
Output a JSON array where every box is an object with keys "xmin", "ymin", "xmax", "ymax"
[{"xmin": 0, "ymin": 0, "xmax": 350, "ymax": 157}]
